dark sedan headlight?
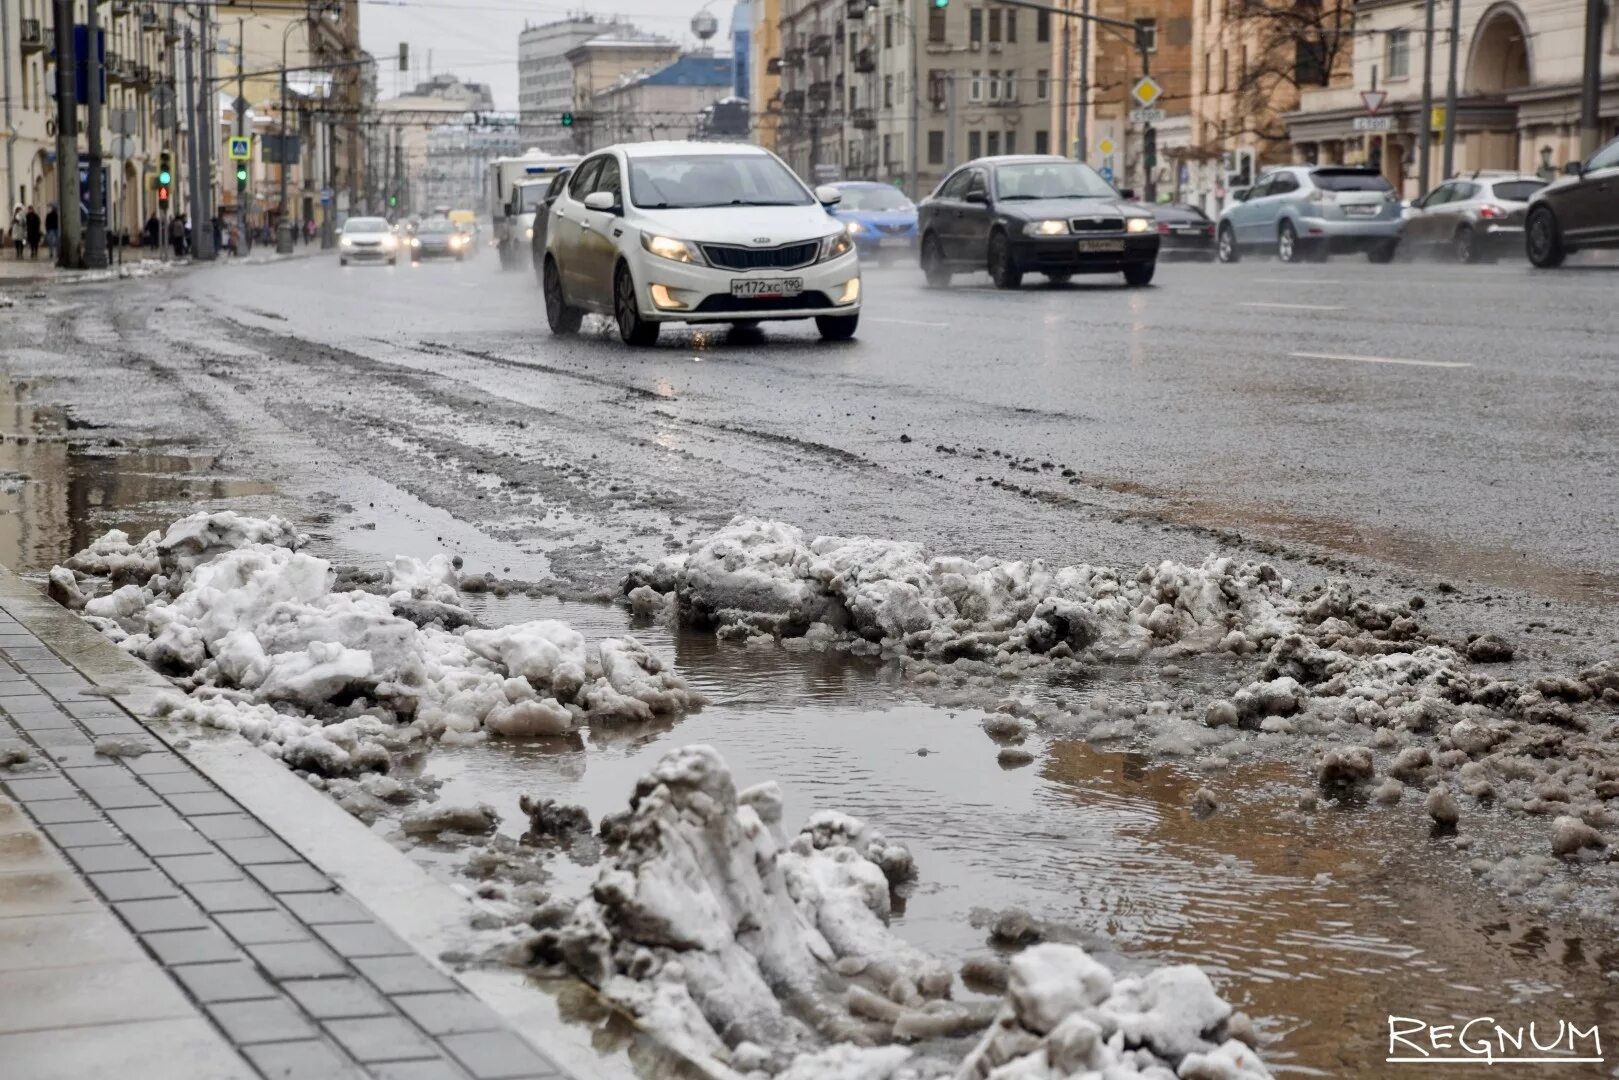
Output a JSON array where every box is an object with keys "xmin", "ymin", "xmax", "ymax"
[
  {"xmin": 1126, "ymin": 217, "xmax": 1153, "ymax": 234},
  {"xmin": 1023, "ymin": 219, "xmax": 1071, "ymax": 236},
  {"xmin": 820, "ymin": 231, "xmax": 855, "ymax": 261}
]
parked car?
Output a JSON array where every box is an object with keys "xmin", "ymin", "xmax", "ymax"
[
  {"xmin": 409, "ymin": 218, "xmax": 470, "ymax": 263},
  {"xmin": 337, "ymin": 217, "xmax": 398, "ymax": 266},
  {"xmin": 1152, "ymin": 203, "xmax": 1217, "ymax": 259},
  {"xmin": 1402, "ymin": 174, "xmax": 1544, "ymax": 262},
  {"xmin": 826, "ymin": 181, "xmax": 918, "ymax": 261},
  {"xmin": 1217, "ymin": 165, "xmax": 1402, "ymax": 263},
  {"xmin": 541, "ymin": 141, "xmax": 860, "ymax": 345},
  {"xmin": 1525, "ymin": 134, "xmax": 1619, "ymax": 268},
  {"xmin": 917, "ymin": 155, "xmax": 1159, "ymax": 288},
  {"xmin": 529, "ymin": 168, "xmax": 574, "ymax": 283}
]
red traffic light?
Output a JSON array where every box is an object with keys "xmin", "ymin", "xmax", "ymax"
[{"xmin": 157, "ymin": 185, "xmax": 170, "ymax": 204}]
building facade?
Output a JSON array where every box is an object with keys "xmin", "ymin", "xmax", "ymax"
[
  {"xmin": 518, "ymin": 17, "xmax": 620, "ymax": 153},
  {"xmin": 749, "ymin": 0, "xmax": 784, "ymax": 148},
  {"xmin": 423, "ymin": 120, "xmax": 521, "ymax": 211},
  {"xmin": 1287, "ymin": 0, "xmax": 1619, "ymax": 198},
  {"xmin": 565, "ymin": 33, "xmax": 683, "ymax": 152},
  {"xmin": 372, "ymin": 74, "xmax": 496, "ymax": 216},
  {"xmin": 586, "ymin": 55, "xmax": 735, "ymax": 150}
]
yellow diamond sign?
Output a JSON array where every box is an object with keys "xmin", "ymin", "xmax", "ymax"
[{"xmin": 1131, "ymin": 76, "xmax": 1163, "ymax": 109}]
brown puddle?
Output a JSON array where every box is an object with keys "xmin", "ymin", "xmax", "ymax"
[
  {"xmin": 0, "ymin": 375, "xmax": 275, "ymax": 572},
  {"xmin": 388, "ymin": 600, "xmax": 1618, "ymax": 1080}
]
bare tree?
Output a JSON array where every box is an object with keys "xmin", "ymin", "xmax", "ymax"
[{"xmin": 1226, "ymin": 0, "xmax": 1355, "ymax": 144}]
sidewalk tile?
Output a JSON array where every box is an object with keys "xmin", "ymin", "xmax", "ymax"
[
  {"xmin": 440, "ymin": 1032, "xmax": 561, "ymax": 1080},
  {"xmin": 0, "ymin": 1014, "xmax": 255, "ymax": 1080},
  {"xmin": 0, "ymin": 910, "xmax": 146, "ymax": 971},
  {"xmin": 2, "ymin": 776, "xmax": 75, "ymax": 801},
  {"xmin": 130, "ymin": 827, "xmax": 216, "ymax": 857},
  {"xmin": 65, "ymin": 842, "xmax": 152, "ymax": 874},
  {"xmin": 158, "ymin": 852, "xmax": 240, "ymax": 883},
  {"xmin": 125, "ymin": 752, "xmax": 194, "ymax": 776},
  {"xmin": 92, "ymin": 868, "xmax": 179, "ymax": 901},
  {"xmin": 392, "ymin": 993, "xmax": 504, "ymax": 1037},
  {"xmin": 167, "ymin": 792, "xmax": 242, "ymax": 816},
  {"xmin": 0, "ymin": 868, "xmax": 97, "ymax": 918},
  {"xmin": 41, "ymin": 820, "xmax": 124, "ymax": 847},
  {"xmin": 244, "ymin": 1039, "xmax": 365, "ymax": 1080},
  {"xmin": 85, "ymin": 785, "xmax": 164, "ymax": 810},
  {"xmin": 184, "ymin": 879, "xmax": 276, "ymax": 914},
  {"xmin": 147, "ymin": 770, "xmax": 218, "ymax": 795},
  {"xmin": 368, "ymin": 1061, "xmax": 472, "ymax": 1080},
  {"xmin": 247, "ymin": 940, "xmax": 348, "ymax": 979},
  {"xmin": 0, "ymin": 960, "xmax": 195, "ymax": 1033},
  {"xmin": 312, "ymin": 921, "xmax": 414, "ymax": 959},
  {"xmin": 352, "ymin": 955, "xmax": 457, "ymax": 994},
  {"xmin": 115, "ymin": 896, "xmax": 209, "ymax": 932},
  {"xmin": 80, "ymin": 714, "xmax": 146, "ymax": 736},
  {"xmin": 27, "ymin": 797, "xmax": 102, "ymax": 824},
  {"xmin": 218, "ymin": 835, "xmax": 300, "ymax": 864},
  {"xmin": 0, "ymin": 831, "xmax": 55, "ymax": 874},
  {"xmin": 326, "ymin": 1016, "xmax": 438, "ymax": 1063},
  {"xmin": 143, "ymin": 926, "xmax": 240, "ymax": 965},
  {"xmin": 282, "ymin": 977, "xmax": 393, "ymax": 1019},
  {"xmin": 281, "ymin": 891, "xmax": 370, "ymax": 924},
  {"xmin": 172, "ymin": 959, "xmax": 279, "ymax": 1003},
  {"xmin": 108, "ymin": 805, "xmax": 188, "ymax": 832},
  {"xmin": 194, "ymin": 813, "xmax": 270, "ymax": 841},
  {"xmin": 217, "ymin": 909, "xmax": 309, "ymax": 946},
  {"xmin": 207, "ymin": 998, "xmax": 318, "ymax": 1044},
  {"xmin": 246, "ymin": 862, "xmax": 333, "ymax": 894}
]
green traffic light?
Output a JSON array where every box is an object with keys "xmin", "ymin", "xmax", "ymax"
[
  {"xmin": 157, "ymin": 169, "xmax": 172, "ymax": 185},
  {"xmin": 932, "ymin": 0, "xmax": 948, "ymax": 7},
  {"xmin": 388, "ymin": 195, "xmax": 397, "ymax": 207},
  {"xmin": 560, "ymin": 112, "xmax": 574, "ymax": 127}
]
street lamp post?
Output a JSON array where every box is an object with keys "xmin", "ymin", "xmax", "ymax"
[{"xmin": 277, "ymin": 18, "xmax": 301, "ymax": 253}]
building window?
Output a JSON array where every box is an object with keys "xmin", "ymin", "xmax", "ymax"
[
  {"xmin": 884, "ymin": 75, "xmax": 894, "ymax": 107},
  {"xmin": 987, "ymin": 131, "xmax": 1000, "ymax": 155},
  {"xmin": 929, "ymin": 129, "xmax": 945, "ymax": 164},
  {"xmin": 1005, "ymin": 130, "xmax": 1017, "ymax": 154},
  {"xmin": 884, "ymin": 15, "xmax": 894, "ymax": 49},
  {"xmin": 1203, "ymin": 52, "xmax": 1211, "ymax": 94},
  {"xmin": 1004, "ymin": 69, "xmax": 1018, "ymax": 101},
  {"xmin": 986, "ymin": 69, "xmax": 999, "ymax": 100},
  {"xmin": 929, "ymin": 8, "xmax": 946, "ymax": 42},
  {"xmin": 1221, "ymin": 48, "xmax": 1229, "ymax": 92},
  {"xmin": 969, "ymin": 69, "xmax": 983, "ymax": 101},
  {"xmin": 1036, "ymin": 68, "xmax": 1049, "ymax": 100},
  {"xmin": 883, "ymin": 134, "xmax": 892, "ymax": 165},
  {"xmin": 1007, "ymin": 11, "xmax": 1017, "ymax": 43},
  {"xmin": 968, "ymin": 130, "xmax": 982, "ymax": 158},
  {"xmin": 989, "ymin": 8, "xmax": 1001, "ymax": 43},
  {"xmin": 1386, "ymin": 30, "xmax": 1410, "ymax": 79},
  {"xmin": 970, "ymin": 8, "xmax": 983, "ymax": 45},
  {"xmin": 1135, "ymin": 18, "xmax": 1157, "ymax": 52},
  {"xmin": 1034, "ymin": 130, "xmax": 1049, "ymax": 154},
  {"xmin": 1037, "ymin": 10, "xmax": 1051, "ymax": 42}
]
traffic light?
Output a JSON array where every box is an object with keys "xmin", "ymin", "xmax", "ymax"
[
  {"xmin": 157, "ymin": 151, "xmax": 172, "ymax": 210},
  {"xmin": 235, "ymin": 164, "xmax": 248, "ymax": 192},
  {"xmin": 560, "ymin": 112, "xmax": 574, "ymax": 127},
  {"xmin": 388, "ymin": 194, "xmax": 397, "ymax": 208},
  {"xmin": 1143, "ymin": 127, "xmax": 1158, "ymax": 171},
  {"xmin": 932, "ymin": 0, "xmax": 948, "ymax": 7}
]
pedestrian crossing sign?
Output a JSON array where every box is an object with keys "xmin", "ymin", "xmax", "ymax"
[{"xmin": 228, "ymin": 136, "xmax": 250, "ymax": 161}]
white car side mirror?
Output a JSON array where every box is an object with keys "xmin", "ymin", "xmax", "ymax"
[
  {"xmin": 814, "ymin": 185, "xmax": 843, "ymax": 206},
  {"xmin": 583, "ymin": 192, "xmax": 616, "ymax": 212}
]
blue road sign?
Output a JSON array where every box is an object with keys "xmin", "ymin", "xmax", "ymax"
[
  {"xmin": 319, "ymin": 188, "xmax": 333, "ymax": 205},
  {"xmin": 1099, "ymin": 164, "xmax": 1115, "ymax": 185}
]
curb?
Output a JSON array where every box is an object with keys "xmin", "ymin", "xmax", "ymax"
[{"xmin": 0, "ymin": 562, "xmax": 719, "ymax": 1080}]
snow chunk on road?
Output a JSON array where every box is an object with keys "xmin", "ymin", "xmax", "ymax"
[{"xmin": 629, "ymin": 517, "xmax": 1294, "ymax": 661}]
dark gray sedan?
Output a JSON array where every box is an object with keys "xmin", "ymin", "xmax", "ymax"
[
  {"xmin": 409, "ymin": 218, "xmax": 471, "ymax": 263},
  {"xmin": 1152, "ymin": 203, "xmax": 1217, "ymax": 259}
]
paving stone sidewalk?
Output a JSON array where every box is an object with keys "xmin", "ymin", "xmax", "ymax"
[{"xmin": 0, "ymin": 596, "xmax": 570, "ymax": 1080}]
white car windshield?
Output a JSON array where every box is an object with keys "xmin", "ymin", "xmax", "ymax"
[
  {"xmin": 994, "ymin": 161, "xmax": 1116, "ymax": 200},
  {"xmin": 345, "ymin": 218, "xmax": 389, "ymax": 233},
  {"xmin": 628, "ymin": 154, "xmax": 813, "ymax": 210}
]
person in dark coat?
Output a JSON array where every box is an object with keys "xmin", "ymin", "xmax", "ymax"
[
  {"xmin": 44, "ymin": 205, "xmax": 59, "ymax": 260},
  {"xmin": 145, "ymin": 213, "xmax": 160, "ymax": 249},
  {"xmin": 169, "ymin": 214, "xmax": 186, "ymax": 257},
  {"xmin": 24, "ymin": 206, "xmax": 41, "ymax": 258}
]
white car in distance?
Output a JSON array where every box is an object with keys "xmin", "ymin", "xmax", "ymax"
[
  {"xmin": 540, "ymin": 142, "xmax": 861, "ymax": 345},
  {"xmin": 338, "ymin": 217, "xmax": 399, "ymax": 266}
]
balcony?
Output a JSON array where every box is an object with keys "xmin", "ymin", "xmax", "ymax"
[
  {"xmin": 808, "ymin": 33, "xmax": 832, "ymax": 58},
  {"xmin": 784, "ymin": 46, "xmax": 805, "ymax": 68},
  {"xmin": 808, "ymin": 81, "xmax": 832, "ymax": 113},
  {"xmin": 111, "ymin": 1, "xmax": 132, "ymax": 15},
  {"xmin": 20, "ymin": 18, "xmax": 44, "ymax": 52},
  {"xmin": 846, "ymin": 0, "xmax": 869, "ymax": 18},
  {"xmin": 851, "ymin": 107, "xmax": 875, "ymax": 130},
  {"xmin": 140, "ymin": 4, "xmax": 161, "ymax": 29},
  {"xmin": 131, "ymin": 63, "xmax": 153, "ymax": 87},
  {"xmin": 105, "ymin": 54, "xmax": 127, "ymax": 83},
  {"xmin": 783, "ymin": 89, "xmax": 806, "ymax": 112},
  {"xmin": 767, "ymin": 56, "xmax": 783, "ymax": 75},
  {"xmin": 853, "ymin": 47, "xmax": 875, "ymax": 73}
]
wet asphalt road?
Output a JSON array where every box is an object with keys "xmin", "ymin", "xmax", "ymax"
[{"xmin": 5, "ymin": 244, "xmax": 1618, "ymax": 629}]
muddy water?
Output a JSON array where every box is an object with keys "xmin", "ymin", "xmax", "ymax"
[{"xmin": 405, "ymin": 596, "xmax": 1619, "ymax": 1080}]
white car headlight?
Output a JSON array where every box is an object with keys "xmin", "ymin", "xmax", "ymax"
[
  {"xmin": 340, "ymin": 236, "xmax": 354, "ymax": 249},
  {"xmin": 525, "ymin": 227, "xmax": 534, "ymax": 240},
  {"xmin": 1126, "ymin": 217, "xmax": 1152, "ymax": 233},
  {"xmin": 820, "ymin": 231, "xmax": 855, "ymax": 261},
  {"xmin": 845, "ymin": 220, "xmax": 865, "ymax": 234},
  {"xmin": 641, "ymin": 233, "xmax": 706, "ymax": 265},
  {"xmin": 379, "ymin": 235, "xmax": 396, "ymax": 251},
  {"xmin": 1023, "ymin": 219, "xmax": 1070, "ymax": 236},
  {"xmin": 410, "ymin": 238, "xmax": 420, "ymax": 248}
]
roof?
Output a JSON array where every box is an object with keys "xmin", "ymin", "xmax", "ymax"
[
  {"xmin": 610, "ymin": 140, "xmax": 770, "ymax": 158},
  {"xmin": 637, "ymin": 55, "xmax": 733, "ymax": 88}
]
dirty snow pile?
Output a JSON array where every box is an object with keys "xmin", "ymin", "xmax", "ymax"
[
  {"xmin": 52, "ymin": 512, "xmax": 697, "ymax": 775},
  {"xmin": 536, "ymin": 745, "xmax": 1267, "ymax": 1079},
  {"xmin": 627, "ymin": 518, "xmax": 1295, "ymax": 662}
]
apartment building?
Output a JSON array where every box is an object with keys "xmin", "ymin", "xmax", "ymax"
[
  {"xmin": 372, "ymin": 74, "xmax": 495, "ymax": 215},
  {"xmin": 769, "ymin": 0, "xmax": 1057, "ymax": 198},
  {"xmin": 423, "ymin": 121, "xmax": 521, "ymax": 211},
  {"xmin": 750, "ymin": 0, "xmax": 784, "ymax": 148},
  {"xmin": 518, "ymin": 17, "xmax": 620, "ymax": 153},
  {"xmin": 564, "ymin": 32, "xmax": 682, "ymax": 152},
  {"xmin": 1287, "ymin": 0, "xmax": 1619, "ymax": 198},
  {"xmin": 587, "ymin": 56, "xmax": 735, "ymax": 149}
]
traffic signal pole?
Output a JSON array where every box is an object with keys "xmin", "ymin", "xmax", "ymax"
[
  {"xmin": 52, "ymin": 0, "xmax": 81, "ymax": 268},
  {"xmin": 84, "ymin": 0, "xmax": 108, "ymax": 268},
  {"xmin": 236, "ymin": 18, "xmax": 247, "ymax": 254}
]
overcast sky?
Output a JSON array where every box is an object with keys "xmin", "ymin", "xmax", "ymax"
[{"xmin": 360, "ymin": 0, "xmax": 733, "ymax": 110}]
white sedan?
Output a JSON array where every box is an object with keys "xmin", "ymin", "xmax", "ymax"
[{"xmin": 540, "ymin": 141, "xmax": 861, "ymax": 346}]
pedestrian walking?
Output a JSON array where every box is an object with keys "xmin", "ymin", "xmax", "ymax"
[
  {"xmin": 44, "ymin": 204, "xmax": 59, "ymax": 260},
  {"xmin": 211, "ymin": 216, "xmax": 223, "ymax": 252},
  {"xmin": 24, "ymin": 206, "xmax": 41, "ymax": 259},
  {"xmin": 304, "ymin": 218, "xmax": 315, "ymax": 245},
  {"xmin": 169, "ymin": 214, "xmax": 186, "ymax": 258},
  {"xmin": 10, "ymin": 206, "xmax": 23, "ymax": 257},
  {"xmin": 144, "ymin": 212, "xmax": 160, "ymax": 249}
]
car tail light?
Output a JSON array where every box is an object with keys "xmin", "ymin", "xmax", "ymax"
[
  {"xmin": 1308, "ymin": 188, "xmax": 1335, "ymax": 203},
  {"xmin": 1478, "ymin": 204, "xmax": 1507, "ymax": 219},
  {"xmin": 1157, "ymin": 222, "xmax": 1170, "ymax": 234},
  {"xmin": 1206, "ymin": 224, "xmax": 1216, "ymax": 235}
]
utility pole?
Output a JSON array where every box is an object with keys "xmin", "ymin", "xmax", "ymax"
[
  {"xmin": 277, "ymin": 23, "xmax": 292, "ymax": 253},
  {"xmin": 1441, "ymin": 0, "xmax": 1461, "ymax": 178},
  {"xmin": 85, "ymin": 0, "xmax": 108, "ymax": 268},
  {"xmin": 236, "ymin": 17, "xmax": 246, "ymax": 253},
  {"xmin": 52, "ymin": 0, "xmax": 80, "ymax": 268},
  {"xmin": 1058, "ymin": 12, "xmax": 1070, "ymax": 156},
  {"xmin": 1578, "ymin": 0, "xmax": 1604, "ymax": 158},
  {"xmin": 1417, "ymin": 0, "xmax": 1436, "ymax": 195},
  {"xmin": 185, "ymin": 29, "xmax": 203, "ymax": 257},
  {"xmin": 945, "ymin": 73, "xmax": 957, "ymax": 169},
  {"xmin": 907, "ymin": 10, "xmax": 919, "ymax": 200},
  {"xmin": 1077, "ymin": 0, "xmax": 1090, "ymax": 160},
  {"xmin": 2, "ymin": 0, "xmax": 15, "ymax": 214},
  {"xmin": 196, "ymin": 2, "xmax": 215, "ymax": 258}
]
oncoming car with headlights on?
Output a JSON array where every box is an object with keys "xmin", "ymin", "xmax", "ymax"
[
  {"xmin": 540, "ymin": 141, "xmax": 861, "ymax": 346},
  {"xmin": 337, "ymin": 217, "xmax": 399, "ymax": 266},
  {"xmin": 409, "ymin": 218, "xmax": 472, "ymax": 262}
]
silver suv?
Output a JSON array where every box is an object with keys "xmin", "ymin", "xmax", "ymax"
[
  {"xmin": 1402, "ymin": 174, "xmax": 1545, "ymax": 263},
  {"xmin": 1217, "ymin": 166, "xmax": 1403, "ymax": 264}
]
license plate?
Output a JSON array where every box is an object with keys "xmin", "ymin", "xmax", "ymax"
[
  {"xmin": 731, "ymin": 277, "xmax": 802, "ymax": 298},
  {"xmin": 1344, "ymin": 205, "xmax": 1377, "ymax": 216},
  {"xmin": 1078, "ymin": 239, "xmax": 1125, "ymax": 253},
  {"xmin": 878, "ymin": 237, "xmax": 911, "ymax": 248},
  {"xmin": 1173, "ymin": 226, "xmax": 1202, "ymax": 234}
]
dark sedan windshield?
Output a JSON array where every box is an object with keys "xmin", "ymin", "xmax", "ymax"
[
  {"xmin": 628, "ymin": 154, "xmax": 813, "ymax": 209},
  {"xmin": 418, "ymin": 220, "xmax": 455, "ymax": 234},
  {"xmin": 994, "ymin": 161, "xmax": 1115, "ymax": 200}
]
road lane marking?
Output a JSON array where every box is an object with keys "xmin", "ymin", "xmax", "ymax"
[
  {"xmin": 1241, "ymin": 301, "xmax": 1345, "ymax": 311},
  {"xmin": 867, "ymin": 317, "xmax": 949, "ymax": 328},
  {"xmin": 1254, "ymin": 277, "xmax": 1343, "ymax": 285},
  {"xmin": 1289, "ymin": 351, "xmax": 1472, "ymax": 369}
]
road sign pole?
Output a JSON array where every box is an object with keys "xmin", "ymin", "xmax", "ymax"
[
  {"xmin": 1417, "ymin": 0, "xmax": 1436, "ymax": 195},
  {"xmin": 1441, "ymin": 0, "xmax": 1461, "ymax": 178}
]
